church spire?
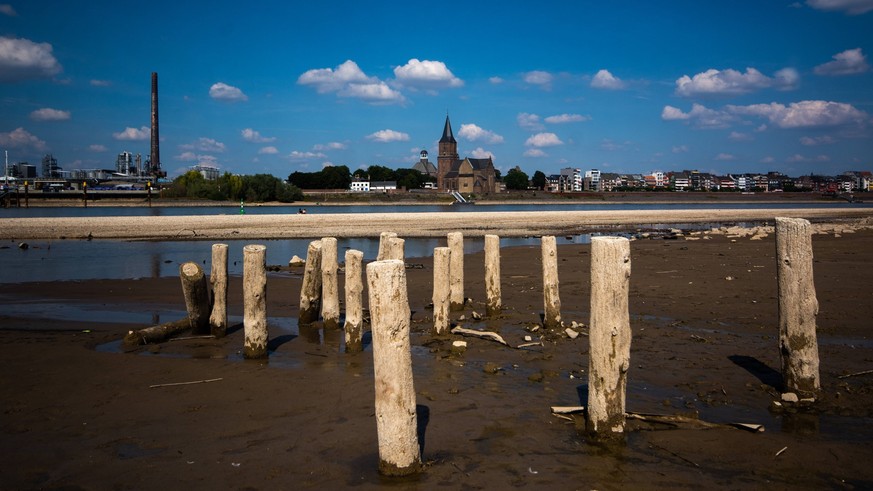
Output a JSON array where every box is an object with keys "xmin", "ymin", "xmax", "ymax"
[{"xmin": 440, "ymin": 114, "xmax": 456, "ymax": 144}]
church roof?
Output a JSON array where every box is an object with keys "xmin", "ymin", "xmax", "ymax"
[
  {"xmin": 439, "ymin": 115, "xmax": 456, "ymax": 144},
  {"xmin": 412, "ymin": 160, "xmax": 437, "ymax": 175},
  {"xmin": 466, "ymin": 157, "xmax": 492, "ymax": 171}
]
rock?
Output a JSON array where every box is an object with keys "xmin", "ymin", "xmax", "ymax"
[
  {"xmin": 471, "ymin": 311, "xmax": 482, "ymax": 321},
  {"xmin": 528, "ymin": 371, "xmax": 544, "ymax": 383},
  {"xmin": 18, "ymin": 242, "xmax": 29, "ymax": 250},
  {"xmin": 725, "ymin": 276, "xmax": 734, "ymax": 281},
  {"xmin": 451, "ymin": 340, "xmax": 467, "ymax": 355},
  {"xmin": 458, "ymin": 315, "xmax": 466, "ymax": 321},
  {"xmin": 524, "ymin": 335, "xmax": 532, "ymax": 342},
  {"xmin": 288, "ymin": 255, "xmax": 305, "ymax": 267},
  {"xmin": 564, "ymin": 328, "xmax": 579, "ymax": 339},
  {"xmin": 781, "ymin": 392, "xmax": 799, "ymax": 403}
]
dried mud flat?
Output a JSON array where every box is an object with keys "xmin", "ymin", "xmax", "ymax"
[{"xmin": 1, "ymin": 222, "xmax": 873, "ymax": 489}]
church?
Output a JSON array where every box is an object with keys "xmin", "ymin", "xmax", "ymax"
[{"xmin": 434, "ymin": 115, "xmax": 498, "ymax": 195}]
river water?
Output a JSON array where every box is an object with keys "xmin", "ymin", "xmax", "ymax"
[{"xmin": 1, "ymin": 202, "xmax": 869, "ymax": 283}]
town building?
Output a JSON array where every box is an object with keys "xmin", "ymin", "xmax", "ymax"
[
  {"xmin": 436, "ymin": 115, "xmax": 497, "ymax": 195},
  {"xmin": 412, "ymin": 150, "xmax": 437, "ymax": 178}
]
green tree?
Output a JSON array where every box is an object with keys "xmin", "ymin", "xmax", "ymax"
[
  {"xmin": 532, "ymin": 170, "xmax": 547, "ymax": 190},
  {"xmin": 504, "ymin": 167, "xmax": 530, "ymax": 190}
]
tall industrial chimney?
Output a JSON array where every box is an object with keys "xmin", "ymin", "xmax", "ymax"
[{"xmin": 150, "ymin": 72, "xmax": 161, "ymax": 177}]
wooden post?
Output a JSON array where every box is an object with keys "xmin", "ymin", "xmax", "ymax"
[
  {"xmin": 243, "ymin": 244, "xmax": 268, "ymax": 359},
  {"xmin": 299, "ymin": 240, "xmax": 322, "ymax": 325},
  {"xmin": 587, "ymin": 236, "xmax": 632, "ymax": 438},
  {"xmin": 541, "ymin": 235, "xmax": 561, "ymax": 329},
  {"xmin": 484, "ymin": 234, "xmax": 501, "ymax": 317},
  {"xmin": 321, "ymin": 237, "xmax": 340, "ymax": 330},
  {"xmin": 344, "ymin": 249, "xmax": 364, "ymax": 353},
  {"xmin": 432, "ymin": 247, "xmax": 451, "ymax": 336},
  {"xmin": 385, "ymin": 237, "xmax": 405, "ymax": 261},
  {"xmin": 179, "ymin": 261, "xmax": 211, "ymax": 335},
  {"xmin": 366, "ymin": 259, "xmax": 421, "ymax": 476},
  {"xmin": 776, "ymin": 217, "xmax": 820, "ymax": 398},
  {"xmin": 209, "ymin": 243, "xmax": 228, "ymax": 337},
  {"xmin": 447, "ymin": 232, "xmax": 464, "ymax": 310},
  {"xmin": 377, "ymin": 232, "xmax": 398, "ymax": 261}
]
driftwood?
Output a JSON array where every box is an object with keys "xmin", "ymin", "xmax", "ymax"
[
  {"xmin": 123, "ymin": 318, "xmax": 191, "ymax": 346},
  {"xmin": 450, "ymin": 326, "xmax": 508, "ymax": 346},
  {"xmin": 837, "ymin": 369, "xmax": 873, "ymax": 379},
  {"xmin": 149, "ymin": 378, "xmax": 223, "ymax": 389},
  {"xmin": 549, "ymin": 406, "xmax": 764, "ymax": 433}
]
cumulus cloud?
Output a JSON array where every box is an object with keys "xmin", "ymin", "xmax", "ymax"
[
  {"xmin": 525, "ymin": 132, "xmax": 563, "ymax": 147},
  {"xmin": 814, "ymin": 48, "xmax": 870, "ymax": 75},
  {"xmin": 180, "ymin": 137, "xmax": 226, "ymax": 152},
  {"xmin": 0, "ymin": 127, "xmax": 48, "ymax": 151},
  {"xmin": 90, "ymin": 79, "xmax": 111, "ymax": 87},
  {"xmin": 544, "ymin": 113, "xmax": 590, "ymax": 124},
  {"xmin": 0, "ymin": 36, "xmax": 63, "ymax": 82},
  {"xmin": 489, "ymin": 76, "xmax": 504, "ymax": 84},
  {"xmin": 30, "ymin": 108, "xmax": 70, "ymax": 121},
  {"xmin": 728, "ymin": 131, "xmax": 753, "ymax": 141},
  {"xmin": 800, "ymin": 135, "xmax": 837, "ymax": 145},
  {"xmin": 209, "ymin": 82, "xmax": 248, "ymax": 102},
  {"xmin": 298, "ymin": 60, "xmax": 405, "ymax": 104},
  {"xmin": 113, "ymin": 126, "xmax": 150, "ymax": 141},
  {"xmin": 715, "ymin": 153, "xmax": 736, "ymax": 161},
  {"xmin": 313, "ymin": 142, "xmax": 347, "ymax": 151},
  {"xmin": 470, "ymin": 147, "xmax": 494, "ymax": 159},
  {"xmin": 672, "ymin": 145, "xmax": 689, "ymax": 153},
  {"xmin": 366, "ymin": 129, "xmax": 410, "ymax": 143},
  {"xmin": 675, "ymin": 67, "xmax": 798, "ymax": 97},
  {"xmin": 393, "ymin": 59, "xmax": 463, "ymax": 89},
  {"xmin": 806, "ymin": 0, "xmax": 873, "ymax": 14},
  {"xmin": 258, "ymin": 146, "xmax": 279, "ymax": 155},
  {"xmin": 726, "ymin": 100, "xmax": 868, "ymax": 128},
  {"xmin": 0, "ymin": 4, "xmax": 17, "ymax": 16},
  {"xmin": 517, "ymin": 112, "xmax": 543, "ymax": 131},
  {"xmin": 661, "ymin": 103, "xmax": 734, "ymax": 128},
  {"xmin": 458, "ymin": 124, "xmax": 504, "ymax": 144},
  {"xmin": 523, "ymin": 148, "xmax": 547, "ymax": 157},
  {"xmin": 524, "ymin": 70, "xmax": 553, "ymax": 89},
  {"xmin": 89, "ymin": 144, "xmax": 107, "ymax": 152},
  {"xmin": 590, "ymin": 69, "xmax": 626, "ymax": 90},
  {"xmin": 289, "ymin": 150, "xmax": 327, "ymax": 159},
  {"xmin": 241, "ymin": 128, "xmax": 276, "ymax": 143}
]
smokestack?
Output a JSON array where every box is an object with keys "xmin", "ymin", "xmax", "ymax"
[{"xmin": 150, "ymin": 72, "xmax": 160, "ymax": 176}]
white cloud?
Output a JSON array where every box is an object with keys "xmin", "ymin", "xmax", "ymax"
[
  {"xmin": 525, "ymin": 132, "xmax": 563, "ymax": 147},
  {"xmin": 523, "ymin": 148, "xmax": 547, "ymax": 157},
  {"xmin": 786, "ymin": 154, "xmax": 808, "ymax": 163},
  {"xmin": 89, "ymin": 144, "xmax": 107, "ymax": 152},
  {"xmin": 458, "ymin": 124, "xmax": 504, "ymax": 144},
  {"xmin": 298, "ymin": 60, "xmax": 405, "ymax": 104},
  {"xmin": 726, "ymin": 100, "xmax": 868, "ymax": 128},
  {"xmin": 524, "ymin": 70, "xmax": 553, "ymax": 88},
  {"xmin": 0, "ymin": 36, "xmax": 62, "ymax": 82},
  {"xmin": 489, "ymin": 76, "xmax": 504, "ymax": 84},
  {"xmin": 289, "ymin": 150, "xmax": 327, "ymax": 159},
  {"xmin": 517, "ymin": 112, "xmax": 543, "ymax": 130},
  {"xmin": 672, "ymin": 145, "xmax": 689, "ymax": 153},
  {"xmin": 816, "ymin": 154, "xmax": 831, "ymax": 161},
  {"xmin": 544, "ymin": 113, "xmax": 589, "ymax": 124},
  {"xmin": 177, "ymin": 152, "xmax": 218, "ymax": 165},
  {"xmin": 728, "ymin": 131, "xmax": 753, "ymax": 141},
  {"xmin": 470, "ymin": 147, "xmax": 494, "ymax": 159},
  {"xmin": 313, "ymin": 142, "xmax": 347, "ymax": 151},
  {"xmin": 715, "ymin": 153, "xmax": 736, "ymax": 161},
  {"xmin": 209, "ymin": 82, "xmax": 248, "ymax": 102},
  {"xmin": 800, "ymin": 135, "xmax": 837, "ymax": 145},
  {"xmin": 675, "ymin": 67, "xmax": 798, "ymax": 97},
  {"xmin": 0, "ymin": 4, "xmax": 17, "ymax": 16},
  {"xmin": 590, "ymin": 69, "xmax": 626, "ymax": 90},
  {"xmin": 259, "ymin": 146, "xmax": 279, "ymax": 155},
  {"xmin": 814, "ymin": 48, "xmax": 870, "ymax": 75},
  {"xmin": 30, "ymin": 108, "xmax": 70, "ymax": 121},
  {"xmin": 90, "ymin": 79, "xmax": 111, "ymax": 87},
  {"xmin": 113, "ymin": 126, "xmax": 150, "ymax": 141},
  {"xmin": 339, "ymin": 81, "xmax": 404, "ymax": 103},
  {"xmin": 0, "ymin": 127, "xmax": 48, "ymax": 151},
  {"xmin": 241, "ymin": 128, "xmax": 276, "ymax": 143},
  {"xmin": 180, "ymin": 137, "xmax": 226, "ymax": 152},
  {"xmin": 661, "ymin": 103, "xmax": 734, "ymax": 128},
  {"xmin": 393, "ymin": 59, "xmax": 463, "ymax": 89},
  {"xmin": 807, "ymin": 0, "xmax": 873, "ymax": 14},
  {"xmin": 366, "ymin": 129, "xmax": 410, "ymax": 143},
  {"xmin": 760, "ymin": 156, "xmax": 775, "ymax": 164}
]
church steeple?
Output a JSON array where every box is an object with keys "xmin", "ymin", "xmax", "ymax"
[
  {"xmin": 437, "ymin": 114, "xmax": 459, "ymax": 191},
  {"xmin": 440, "ymin": 114, "xmax": 456, "ymax": 144}
]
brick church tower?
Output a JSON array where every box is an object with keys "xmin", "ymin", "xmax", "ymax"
[{"xmin": 437, "ymin": 115, "xmax": 458, "ymax": 191}]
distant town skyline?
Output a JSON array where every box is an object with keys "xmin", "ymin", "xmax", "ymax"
[{"xmin": 1, "ymin": 1, "xmax": 871, "ymax": 179}]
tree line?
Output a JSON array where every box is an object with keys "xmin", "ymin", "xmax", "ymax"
[
  {"xmin": 163, "ymin": 171, "xmax": 303, "ymax": 202},
  {"xmin": 288, "ymin": 164, "xmax": 435, "ymax": 190}
]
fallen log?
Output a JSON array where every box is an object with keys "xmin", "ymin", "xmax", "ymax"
[
  {"xmin": 450, "ymin": 326, "xmax": 508, "ymax": 346},
  {"xmin": 123, "ymin": 318, "xmax": 191, "ymax": 347}
]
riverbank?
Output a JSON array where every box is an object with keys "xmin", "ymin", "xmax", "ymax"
[{"xmin": 1, "ymin": 228, "xmax": 871, "ymax": 489}]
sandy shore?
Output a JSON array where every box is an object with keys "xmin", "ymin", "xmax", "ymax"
[
  {"xmin": 1, "ymin": 223, "xmax": 873, "ymax": 488},
  {"xmin": 3, "ymin": 208, "xmax": 873, "ymax": 241}
]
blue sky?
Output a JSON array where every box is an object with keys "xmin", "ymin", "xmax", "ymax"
[{"xmin": 1, "ymin": 0, "xmax": 871, "ymax": 179}]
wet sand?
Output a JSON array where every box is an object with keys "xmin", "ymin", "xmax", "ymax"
[{"xmin": 1, "ymin": 224, "xmax": 873, "ymax": 489}]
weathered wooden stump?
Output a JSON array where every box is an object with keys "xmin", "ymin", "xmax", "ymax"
[
  {"xmin": 385, "ymin": 237, "xmax": 405, "ymax": 261},
  {"xmin": 243, "ymin": 244, "xmax": 268, "ymax": 359},
  {"xmin": 299, "ymin": 240, "xmax": 323, "ymax": 325},
  {"xmin": 366, "ymin": 260, "xmax": 421, "ymax": 476},
  {"xmin": 776, "ymin": 217, "xmax": 820, "ymax": 398},
  {"xmin": 344, "ymin": 249, "xmax": 364, "ymax": 353},
  {"xmin": 541, "ymin": 235, "xmax": 561, "ymax": 329},
  {"xmin": 179, "ymin": 261, "xmax": 211, "ymax": 335},
  {"xmin": 447, "ymin": 232, "xmax": 464, "ymax": 310},
  {"xmin": 208, "ymin": 243, "xmax": 228, "ymax": 337},
  {"xmin": 377, "ymin": 232, "xmax": 398, "ymax": 261},
  {"xmin": 432, "ymin": 246, "xmax": 451, "ymax": 336},
  {"xmin": 484, "ymin": 234, "xmax": 501, "ymax": 317},
  {"xmin": 321, "ymin": 237, "xmax": 340, "ymax": 330},
  {"xmin": 587, "ymin": 236, "xmax": 632, "ymax": 438}
]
